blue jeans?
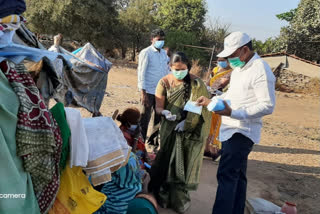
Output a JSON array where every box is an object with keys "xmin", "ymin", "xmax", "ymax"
[{"xmin": 212, "ymin": 133, "xmax": 254, "ymax": 214}]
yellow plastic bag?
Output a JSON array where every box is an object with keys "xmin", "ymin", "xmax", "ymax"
[{"xmin": 49, "ymin": 165, "xmax": 106, "ymax": 214}]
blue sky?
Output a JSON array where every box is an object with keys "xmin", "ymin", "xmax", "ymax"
[{"xmin": 206, "ymin": 0, "xmax": 300, "ymax": 41}]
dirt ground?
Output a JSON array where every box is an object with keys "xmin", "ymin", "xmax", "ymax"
[{"xmin": 76, "ymin": 61, "xmax": 320, "ymax": 214}]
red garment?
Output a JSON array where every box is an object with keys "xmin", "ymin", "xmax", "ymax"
[{"xmin": 120, "ymin": 125, "xmax": 148, "ymax": 166}]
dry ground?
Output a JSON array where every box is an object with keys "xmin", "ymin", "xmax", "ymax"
[{"xmin": 73, "ymin": 61, "xmax": 320, "ymax": 214}]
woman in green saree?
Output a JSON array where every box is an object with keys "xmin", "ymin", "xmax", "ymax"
[{"xmin": 148, "ymin": 52, "xmax": 211, "ymax": 213}]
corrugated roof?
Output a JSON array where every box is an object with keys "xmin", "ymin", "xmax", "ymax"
[{"xmin": 261, "ymin": 52, "xmax": 320, "ymax": 67}]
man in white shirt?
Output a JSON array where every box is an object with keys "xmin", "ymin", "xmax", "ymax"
[
  {"xmin": 197, "ymin": 32, "xmax": 276, "ymax": 214},
  {"xmin": 138, "ymin": 29, "xmax": 169, "ymax": 142}
]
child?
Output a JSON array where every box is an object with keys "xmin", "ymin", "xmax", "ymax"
[{"xmin": 117, "ymin": 107, "xmax": 150, "ymax": 168}]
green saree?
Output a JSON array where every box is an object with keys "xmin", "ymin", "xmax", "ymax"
[{"xmin": 149, "ymin": 77, "xmax": 211, "ymax": 213}]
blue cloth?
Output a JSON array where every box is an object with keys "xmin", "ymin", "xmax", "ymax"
[
  {"xmin": 0, "ymin": 43, "xmax": 72, "ymax": 65},
  {"xmin": 95, "ymin": 153, "xmax": 142, "ymax": 214},
  {"xmin": 72, "ymin": 47, "xmax": 83, "ymax": 55},
  {"xmin": 127, "ymin": 198, "xmax": 157, "ymax": 214},
  {"xmin": 51, "ymin": 43, "xmax": 111, "ymax": 113},
  {"xmin": 72, "ymin": 43, "xmax": 112, "ymax": 73}
]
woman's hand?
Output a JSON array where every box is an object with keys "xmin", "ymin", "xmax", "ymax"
[
  {"xmin": 174, "ymin": 120, "xmax": 185, "ymax": 132},
  {"xmin": 161, "ymin": 110, "xmax": 177, "ymax": 121},
  {"xmin": 196, "ymin": 96, "xmax": 212, "ymax": 107}
]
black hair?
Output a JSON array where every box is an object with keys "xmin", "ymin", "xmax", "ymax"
[
  {"xmin": 170, "ymin": 51, "xmax": 192, "ymax": 70},
  {"xmin": 170, "ymin": 52, "xmax": 191, "ymax": 106},
  {"xmin": 243, "ymin": 41, "xmax": 253, "ymax": 51},
  {"xmin": 116, "ymin": 107, "xmax": 141, "ymax": 127},
  {"xmin": 151, "ymin": 29, "xmax": 165, "ymax": 39}
]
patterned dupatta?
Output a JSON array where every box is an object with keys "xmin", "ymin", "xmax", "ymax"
[{"xmin": 0, "ymin": 60, "xmax": 62, "ymax": 213}]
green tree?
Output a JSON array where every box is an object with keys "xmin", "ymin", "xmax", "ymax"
[
  {"xmin": 164, "ymin": 19, "xmax": 230, "ymax": 66},
  {"xmin": 276, "ymin": 9, "xmax": 297, "ymax": 22},
  {"xmin": 118, "ymin": 0, "xmax": 156, "ymax": 60},
  {"xmin": 277, "ymin": 0, "xmax": 320, "ymax": 61},
  {"xmin": 155, "ymin": 0, "xmax": 207, "ymax": 33},
  {"xmin": 165, "ymin": 30, "xmax": 206, "ymax": 62},
  {"xmin": 252, "ymin": 37, "xmax": 279, "ymax": 55},
  {"xmin": 25, "ymin": 0, "xmax": 119, "ymax": 51}
]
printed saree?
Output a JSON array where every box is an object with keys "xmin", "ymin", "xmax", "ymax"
[
  {"xmin": 0, "ymin": 61, "xmax": 62, "ymax": 213},
  {"xmin": 149, "ymin": 76, "xmax": 211, "ymax": 213},
  {"xmin": 205, "ymin": 69, "xmax": 232, "ymax": 159}
]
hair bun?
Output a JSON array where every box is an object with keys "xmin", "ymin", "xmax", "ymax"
[{"xmin": 116, "ymin": 114, "xmax": 122, "ymax": 122}]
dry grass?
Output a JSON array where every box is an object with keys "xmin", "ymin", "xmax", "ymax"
[
  {"xmin": 275, "ymin": 80, "xmax": 294, "ymax": 93},
  {"xmin": 190, "ymin": 59, "xmax": 208, "ymax": 81},
  {"xmin": 275, "ymin": 77, "xmax": 320, "ymax": 96},
  {"xmin": 305, "ymin": 77, "xmax": 320, "ymax": 95}
]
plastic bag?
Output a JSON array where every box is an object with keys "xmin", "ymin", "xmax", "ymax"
[{"xmin": 49, "ymin": 165, "xmax": 106, "ymax": 214}]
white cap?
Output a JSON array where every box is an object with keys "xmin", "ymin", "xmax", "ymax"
[{"xmin": 217, "ymin": 31, "xmax": 251, "ymax": 58}]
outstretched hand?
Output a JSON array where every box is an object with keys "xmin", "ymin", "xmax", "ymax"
[{"xmin": 196, "ymin": 96, "xmax": 211, "ymax": 107}]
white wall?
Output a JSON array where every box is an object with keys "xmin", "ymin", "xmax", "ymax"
[{"xmin": 263, "ymin": 56, "xmax": 320, "ymax": 79}]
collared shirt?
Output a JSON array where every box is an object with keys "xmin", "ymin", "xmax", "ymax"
[
  {"xmin": 137, "ymin": 45, "xmax": 169, "ymax": 95},
  {"xmin": 208, "ymin": 53, "xmax": 276, "ymax": 144}
]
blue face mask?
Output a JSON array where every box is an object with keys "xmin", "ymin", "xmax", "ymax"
[
  {"xmin": 154, "ymin": 40, "xmax": 164, "ymax": 49},
  {"xmin": 217, "ymin": 61, "xmax": 228, "ymax": 68},
  {"xmin": 128, "ymin": 124, "xmax": 138, "ymax": 131}
]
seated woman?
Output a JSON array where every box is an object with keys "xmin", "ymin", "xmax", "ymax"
[
  {"xmin": 117, "ymin": 107, "xmax": 150, "ymax": 168},
  {"xmin": 205, "ymin": 57, "xmax": 232, "ymax": 161},
  {"xmin": 148, "ymin": 52, "xmax": 211, "ymax": 213},
  {"xmin": 95, "ymin": 152, "xmax": 143, "ymax": 214}
]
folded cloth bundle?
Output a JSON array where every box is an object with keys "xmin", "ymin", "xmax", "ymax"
[
  {"xmin": 82, "ymin": 117, "xmax": 131, "ymax": 186},
  {"xmin": 64, "ymin": 107, "xmax": 89, "ymax": 168},
  {"xmin": 0, "ymin": 14, "xmax": 25, "ymax": 32}
]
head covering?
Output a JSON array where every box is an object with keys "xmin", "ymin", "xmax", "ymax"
[
  {"xmin": 217, "ymin": 31, "xmax": 251, "ymax": 58},
  {"xmin": 117, "ymin": 107, "xmax": 141, "ymax": 125},
  {"xmin": 0, "ymin": 15, "xmax": 26, "ymax": 41},
  {"xmin": 0, "ymin": 0, "xmax": 26, "ymax": 18}
]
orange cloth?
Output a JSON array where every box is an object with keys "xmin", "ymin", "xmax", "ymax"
[
  {"xmin": 207, "ymin": 68, "xmax": 232, "ymax": 151},
  {"xmin": 207, "ymin": 113, "xmax": 222, "ymax": 149}
]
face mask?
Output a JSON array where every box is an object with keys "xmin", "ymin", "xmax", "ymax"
[
  {"xmin": 172, "ymin": 69, "xmax": 188, "ymax": 80},
  {"xmin": 228, "ymin": 49, "xmax": 246, "ymax": 69},
  {"xmin": 154, "ymin": 40, "xmax": 164, "ymax": 49},
  {"xmin": 128, "ymin": 124, "xmax": 138, "ymax": 131},
  {"xmin": 217, "ymin": 61, "xmax": 228, "ymax": 69}
]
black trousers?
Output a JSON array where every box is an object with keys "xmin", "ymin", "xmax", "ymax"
[
  {"xmin": 212, "ymin": 133, "xmax": 254, "ymax": 214},
  {"xmin": 140, "ymin": 93, "xmax": 161, "ymax": 142}
]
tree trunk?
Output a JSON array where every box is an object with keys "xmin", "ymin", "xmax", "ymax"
[
  {"xmin": 121, "ymin": 46, "xmax": 127, "ymax": 59},
  {"xmin": 132, "ymin": 42, "xmax": 136, "ymax": 61}
]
